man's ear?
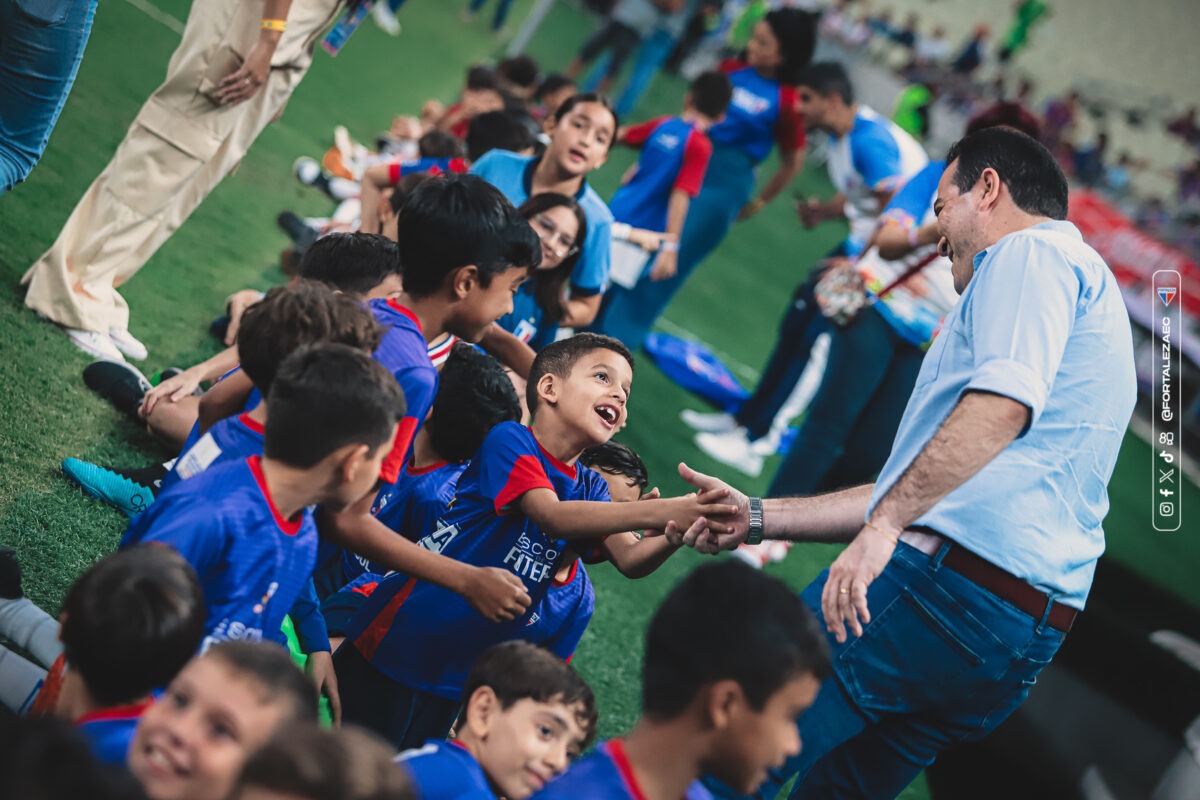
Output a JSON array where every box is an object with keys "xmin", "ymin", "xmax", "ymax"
[
  {"xmin": 464, "ymin": 685, "xmax": 499, "ymax": 739},
  {"xmin": 452, "ymin": 264, "xmax": 481, "ymax": 300},
  {"xmin": 978, "ymin": 166, "xmax": 1003, "ymax": 211}
]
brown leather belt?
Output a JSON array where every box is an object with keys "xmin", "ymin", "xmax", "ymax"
[{"xmin": 899, "ymin": 528, "xmax": 1077, "ymax": 633}]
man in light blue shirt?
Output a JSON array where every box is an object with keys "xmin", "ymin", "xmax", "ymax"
[{"xmin": 671, "ymin": 128, "xmax": 1137, "ymax": 799}]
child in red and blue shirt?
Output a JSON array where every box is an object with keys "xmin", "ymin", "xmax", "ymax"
[{"xmin": 336, "ymin": 333, "xmax": 737, "ymax": 750}]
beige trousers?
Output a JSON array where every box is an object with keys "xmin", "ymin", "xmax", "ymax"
[{"xmin": 22, "ymin": 0, "xmax": 342, "ymax": 332}]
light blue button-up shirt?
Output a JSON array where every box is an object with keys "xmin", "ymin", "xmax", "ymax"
[{"xmin": 868, "ymin": 220, "xmax": 1136, "ymax": 609}]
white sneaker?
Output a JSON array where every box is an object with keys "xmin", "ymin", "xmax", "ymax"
[
  {"xmin": 694, "ymin": 428, "xmax": 764, "ymax": 478},
  {"xmin": 371, "ymin": 3, "xmax": 401, "ymax": 35},
  {"xmin": 730, "ymin": 542, "xmax": 771, "ymax": 569},
  {"xmin": 65, "ymin": 328, "xmax": 125, "ymax": 362},
  {"xmin": 293, "ymin": 156, "xmax": 322, "ymax": 185},
  {"xmin": 680, "ymin": 409, "xmax": 739, "ymax": 434},
  {"xmin": 108, "ymin": 328, "xmax": 148, "ymax": 361},
  {"xmin": 765, "ymin": 540, "xmax": 792, "ymax": 564}
]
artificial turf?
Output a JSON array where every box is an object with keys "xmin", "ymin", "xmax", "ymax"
[{"xmin": 1, "ymin": 3, "xmax": 1194, "ymax": 799}]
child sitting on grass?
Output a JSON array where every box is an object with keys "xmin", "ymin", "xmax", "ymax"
[
  {"xmin": 533, "ymin": 560, "xmax": 831, "ymax": 800},
  {"xmin": 0, "ymin": 545, "xmax": 205, "ymax": 765},
  {"xmin": 335, "ymin": 332, "xmax": 737, "ymax": 749},
  {"xmin": 127, "ymin": 641, "xmax": 319, "ymax": 800},
  {"xmin": 397, "ymin": 641, "xmax": 596, "ymax": 800}
]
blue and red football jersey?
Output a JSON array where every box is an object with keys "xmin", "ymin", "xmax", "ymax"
[
  {"xmin": 349, "ymin": 458, "xmax": 467, "ymax": 582},
  {"xmin": 527, "ymin": 559, "xmax": 594, "ymax": 662},
  {"xmin": 387, "ymin": 156, "xmax": 469, "ymax": 184},
  {"xmin": 121, "ymin": 456, "xmax": 318, "ymax": 650},
  {"xmin": 76, "ymin": 697, "xmax": 154, "ymax": 766},
  {"xmin": 345, "ymin": 422, "xmax": 611, "ymax": 698},
  {"xmin": 370, "ymin": 298, "xmax": 439, "ymax": 485},
  {"xmin": 610, "ymin": 115, "xmax": 712, "ymax": 232},
  {"xmin": 707, "ymin": 60, "xmax": 804, "ymax": 165},
  {"xmin": 397, "ymin": 740, "xmax": 495, "ymax": 800},
  {"xmin": 533, "ymin": 739, "xmax": 713, "ymax": 799},
  {"xmin": 162, "ymin": 412, "xmax": 265, "ymax": 492}
]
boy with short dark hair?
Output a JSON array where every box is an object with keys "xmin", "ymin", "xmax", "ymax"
[
  {"xmin": 336, "ymin": 332, "xmax": 735, "ymax": 749},
  {"xmin": 397, "ymin": 641, "xmax": 597, "ymax": 800},
  {"xmin": 128, "ymin": 641, "xmax": 319, "ymax": 800},
  {"xmin": 323, "ymin": 173, "xmax": 542, "ymax": 626},
  {"xmin": 0, "ymin": 546, "xmax": 206, "ymax": 766},
  {"xmin": 533, "ymin": 561, "xmax": 831, "ymax": 800},
  {"xmin": 122, "ymin": 344, "xmax": 405, "ymax": 654}
]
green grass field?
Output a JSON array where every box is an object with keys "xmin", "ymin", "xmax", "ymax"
[{"xmin": 1, "ymin": 3, "xmax": 1196, "ymax": 799}]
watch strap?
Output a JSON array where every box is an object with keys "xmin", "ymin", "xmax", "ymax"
[{"xmin": 746, "ymin": 497, "xmax": 764, "ymax": 545}]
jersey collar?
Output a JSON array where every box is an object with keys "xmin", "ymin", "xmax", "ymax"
[
  {"xmin": 532, "ymin": 432, "xmax": 578, "ymax": 479},
  {"xmin": 238, "ymin": 412, "xmax": 266, "ymax": 436},
  {"xmin": 385, "ymin": 299, "xmax": 425, "ymax": 334},
  {"xmin": 76, "ymin": 696, "xmax": 155, "ymax": 725},
  {"xmin": 523, "ymin": 155, "xmax": 589, "ymax": 201},
  {"xmin": 607, "ymin": 739, "xmax": 650, "ymax": 800},
  {"xmin": 247, "ymin": 455, "xmax": 303, "ymax": 536}
]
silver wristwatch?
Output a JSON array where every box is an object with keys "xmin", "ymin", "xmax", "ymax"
[{"xmin": 746, "ymin": 497, "xmax": 764, "ymax": 545}]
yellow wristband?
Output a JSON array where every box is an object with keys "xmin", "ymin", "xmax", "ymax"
[
  {"xmin": 864, "ymin": 520, "xmax": 898, "ymax": 545},
  {"xmin": 261, "ymin": 18, "xmax": 287, "ymax": 31}
]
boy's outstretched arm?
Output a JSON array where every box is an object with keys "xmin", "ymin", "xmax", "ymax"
[
  {"xmin": 597, "ymin": 489, "xmax": 678, "ymax": 578},
  {"xmin": 318, "ymin": 491, "xmax": 531, "ymax": 622},
  {"xmin": 519, "ymin": 478, "xmax": 736, "ymax": 541},
  {"xmin": 478, "ymin": 324, "xmax": 537, "ymax": 380}
]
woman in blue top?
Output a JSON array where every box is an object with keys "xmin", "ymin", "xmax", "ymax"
[
  {"xmin": 596, "ymin": 8, "xmax": 818, "ymax": 349},
  {"xmin": 496, "ymin": 193, "xmax": 587, "ymax": 351}
]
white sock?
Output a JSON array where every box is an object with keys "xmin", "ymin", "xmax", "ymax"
[{"xmin": 0, "ymin": 597, "xmax": 63, "ymax": 668}]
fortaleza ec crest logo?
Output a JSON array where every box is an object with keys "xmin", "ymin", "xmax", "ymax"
[{"xmin": 1158, "ymin": 287, "xmax": 1177, "ymax": 306}]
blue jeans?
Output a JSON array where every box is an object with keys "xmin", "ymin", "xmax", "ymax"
[
  {"xmin": 705, "ymin": 541, "xmax": 1067, "ymax": 800},
  {"xmin": 0, "ymin": 0, "xmax": 96, "ymax": 194},
  {"xmin": 592, "ymin": 143, "xmax": 756, "ymax": 349},
  {"xmin": 768, "ymin": 305, "xmax": 925, "ymax": 496}
]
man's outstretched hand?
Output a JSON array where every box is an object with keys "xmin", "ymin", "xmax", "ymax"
[{"xmin": 663, "ymin": 463, "xmax": 750, "ymax": 554}]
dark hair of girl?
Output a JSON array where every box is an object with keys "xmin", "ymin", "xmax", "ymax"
[{"xmin": 517, "ymin": 193, "xmax": 587, "ymax": 326}]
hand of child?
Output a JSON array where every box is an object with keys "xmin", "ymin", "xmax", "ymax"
[
  {"xmin": 467, "ymin": 566, "xmax": 531, "ymax": 622},
  {"xmin": 306, "ymin": 650, "xmax": 342, "ymax": 726},
  {"xmin": 796, "ymin": 197, "xmax": 824, "ymax": 228},
  {"xmin": 140, "ymin": 367, "xmax": 204, "ymax": 417},
  {"xmin": 670, "ymin": 462, "xmax": 751, "ymax": 554},
  {"xmin": 649, "ymin": 249, "xmax": 677, "ymax": 281}
]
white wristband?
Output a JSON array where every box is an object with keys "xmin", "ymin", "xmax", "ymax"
[
  {"xmin": 659, "ymin": 240, "xmax": 679, "ymax": 253},
  {"xmin": 611, "ymin": 222, "xmax": 632, "ymax": 240}
]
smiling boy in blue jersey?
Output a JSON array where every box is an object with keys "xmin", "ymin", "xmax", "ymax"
[
  {"xmin": 397, "ymin": 641, "xmax": 597, "ymax": 800},
  {"xmin": 335, "ymin": 332, "xmax": 737, "ymax": 750}
]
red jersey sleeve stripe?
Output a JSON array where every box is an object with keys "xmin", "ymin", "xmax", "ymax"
[
  {"xmin": 353, "ymin": 576, "xmax": 418, "ymax": 661},
  {"xmin": 621, "ymin": 116, "xmax": 668, "ymax": 147},
  {"xmin": 674, "ymin": 129, "xmax": 712, "ymax": 197},
  {"xmin": 776, "ymin": 85, "xmax": 806, "ymax": 153},
  {"xmin": 379, "ymin": 416, "xmax": 420, "ymax": 485},
  {"xmin": 493, "ymin": 454, "xmax": 554, "ymax": 514}
]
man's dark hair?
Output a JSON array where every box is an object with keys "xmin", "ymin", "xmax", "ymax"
[
  {"xmin": 798, "ymin": 61, "xmax": 853, "ymax": 104},
  {"xmin": 945, "ymin": 127, "xmax": 1069, "ymax": 220},
  {"xmin": 1, "ymin": 717, "xmax": 149, "ymax": 800},
  {"xmin": 429, "ymin": 344, "xmax": 521, "ymax": 462},
  {"xmin": 298, "ymin": 233, "xmax": 402, "ymax": 298},
  {"xmin": 526, "ymin": 332, "xmax": 634, "ymax": 414},
  {"xmin": 517, "ymin": 192, "xmax": 587, "ymax": 325},
  {"xmin": 463, "ymin": 641, "xmax": 598, "ymax": 749},
  {"xmin": 395, "ymin": 174, "xmax": 541, "ymax": 297},
  {"xmin": 497, "ymin": 55, "xmax": 540, "ymax": 91},
  {"xmin": 535, "ymin": 73, "xmax": 575, "ymax": 103},
  {"xmin": 465, "ymin": 64, "xmax": 500, "ymax": 91},
  {"xmin": 763, "ymin": 8, "xmax": 819, "ymax": 85},
  {"xmin": 236, "ymin": 725, "xmax": 414, "ymax": 800},
  {"xmin": 552, "ymin": 92, "xmax": 620, "ymax": 150},
  {"xmin": 265, "ymin": 344, "xmax": 405, "ymax": 468},
  {"xmin": 579, "ymin": 441, "xmax": 647, "ymax": 493},
  {"xmin": 466, "ymin": 110, "xmax": 535, "ymax": 162},
  {"xmin": 237, "ymin": 281, "xmax": 383, "ymax": 397},
  {"xmin": 417, "ymin": 130, "xmax": 464, "ymax": 160},
  {"xmin": 690, "ymin": 70, "xmax": 733, "ymax": 120},
  {"xmin": 643, "ymin": 561, "xmax": 831, "ymax": 719},
  {"xmin": 204, "ymin": 641, "xmax": 319, "ymax": 724},
  {"xmin": 60, "ymin": 545, "xmax": 205, "ymax": 707}
]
